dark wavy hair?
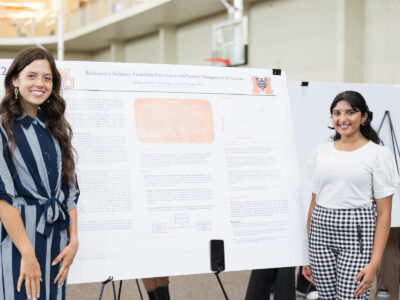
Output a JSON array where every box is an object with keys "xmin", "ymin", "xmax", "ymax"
[
  {"xmin": 0, "ymin": 47, "xmax": 76, "ymax": 186},
  {"xmin": 329, "ymin": 90, "xmax": 380, "ymax": 144}
]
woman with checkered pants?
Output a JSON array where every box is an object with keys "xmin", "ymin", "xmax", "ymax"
[{"xmin": 302, "ymin": 91, "xmax": 400, "ymax": 300}]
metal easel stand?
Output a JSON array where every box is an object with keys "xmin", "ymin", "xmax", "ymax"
[
  {"xmin": 98, "ymin": 276, "xmax": 114, "ymax": 300},
  {"xmin": 214, "ymin": 271, "xmax": 229, "ymax": 300},
  {"xmin": 377, "ymin": 110, "xmax": 400, "ymax": 172},
  {"xmin": 98, "ymin": 276, "xmax": 143, "ymax": 300}
]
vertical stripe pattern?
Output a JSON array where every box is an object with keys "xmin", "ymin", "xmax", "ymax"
[{"xmin": 0, "ymin": 113, "xmax": 79, "ymax": 300}]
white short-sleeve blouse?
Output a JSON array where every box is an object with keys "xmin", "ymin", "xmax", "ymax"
[{"xmin": 308, "ymin": 141, "xmax": 400, "ymax": 209}]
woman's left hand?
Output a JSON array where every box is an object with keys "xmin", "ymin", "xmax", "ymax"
[
  {"xmin": 52, "ymin": 241, "xmax": 79, "ymax": 288},
  {"xmin": 354, "ymin": 263, "xmax": 377, "ymax": 297}
]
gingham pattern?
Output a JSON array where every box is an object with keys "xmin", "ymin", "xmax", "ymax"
[{"xmin": 309, "ymin": 204, "xmax": 377, "ymax": 300}]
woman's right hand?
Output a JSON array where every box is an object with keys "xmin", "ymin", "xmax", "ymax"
[
  {"xmin": 302, "ymin": 265, "xmax": 315, "ymax": 285},
  {"xmin": 0, "ymin": 202, "xmax": 42, "ymax": 299},
  {"xmin": 18, "ymin": 252, "xmax": 42, "ymax": 300}
]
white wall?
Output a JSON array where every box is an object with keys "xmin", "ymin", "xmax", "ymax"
[
  {"xmin": 364, "ymin": 0, "xmax": 400, "ymax": 84},
  {"xmin": 64, "ymin": 51, "xmax": 94, "ymax": 61},
  {"xmin": 248, "ymin": 0, "xmax": 338, "ymax": 81},
  {"xmin": 176, "ymin": 14, "xmax": 226, "ymax": 66},
  {"xmin": 92, "ymin": 47, "xmax": 112, "ymax": 62},
  {"xmin": 125, "ymin": 33, "xmax": 159, "ymax": 63}
]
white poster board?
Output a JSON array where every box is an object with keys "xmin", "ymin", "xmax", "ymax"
[
  {"xmin": 0, "ymin": 60, "xmax": 307, "ymax": 284},
  {"xmin": 288, "ymin": 81, "xmax": 400, "ymax": 227}
]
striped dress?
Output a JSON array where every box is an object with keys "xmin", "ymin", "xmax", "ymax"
[{"xmin": 0, "ymin": 112, "xmax": 79, "ymax": 300}]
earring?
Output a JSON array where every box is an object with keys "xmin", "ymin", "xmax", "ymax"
[
  {"xmin": 14, "ymin": 87, "xmax": 19, "ymax": 100},
  {"xmin": 361, "ymin": 121, "xmax": 365, "ymax": 126}
]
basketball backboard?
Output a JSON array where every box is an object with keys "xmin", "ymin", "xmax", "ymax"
[{"xmin": 211, "ymin": 16, "xmax": 248, "ymax": 67}]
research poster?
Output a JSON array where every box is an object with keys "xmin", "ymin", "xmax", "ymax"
[
  {"xmin": 289, "ymin": 81, "xmax": 400, "ymax": 227},
  {"xmin": 0, "ymin": 60, "xmax": 307, "ymax": 283}
]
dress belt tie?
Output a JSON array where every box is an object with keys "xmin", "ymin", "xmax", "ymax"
[{"xmin": 36, "ymin": 197, "xmax": 70, "ymax": 238}]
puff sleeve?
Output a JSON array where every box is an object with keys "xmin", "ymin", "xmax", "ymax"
[{"xmin": 372, "ymin": 146, "xmax": 400, "ymax": 200}]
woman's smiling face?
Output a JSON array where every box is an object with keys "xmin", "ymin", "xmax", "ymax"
[
  {"xmin": 331, "ymin": 100, "xmax": 367, "ymax": 139},
  {"xmin": 12, "ymin": 59, "xmax": 53, "ymax": 117}
]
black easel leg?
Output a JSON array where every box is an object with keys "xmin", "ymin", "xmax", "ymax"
[
  {"xmin": 136, "ymin": 279, "xmax": 144, "ymax": 300},
  {"xmin": 117, "ymin": 280, "xmax": 123, "ymax": 300},
  {"xmin": 98, "ymin": 284, "xmax": 105, "ymax": 300},
  {"xmin": 98, "ymin": 276, "xmax": 113, "ymax": 300},
  {"xmin": 112, "ymin": 281, "xmax": 117, "ymax": 300},
  {"xmin": 214, "ymin": 272, "xmax": 229, "ymax": 300}
]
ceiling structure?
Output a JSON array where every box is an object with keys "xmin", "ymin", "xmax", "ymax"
[{"xmin": 0, "ymin": 0, "xmax": 260, "ymax": 52}]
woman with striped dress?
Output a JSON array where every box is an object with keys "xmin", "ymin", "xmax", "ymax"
[{"xmin": 0, "ymin": 47, "xmax": 79, "ymax": 300}]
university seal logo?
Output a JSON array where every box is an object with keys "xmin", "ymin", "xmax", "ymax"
[
  {"xmin": 58, "ymin": 68, "xmax": 75, "ymax": 89},
  {"xmin": 252, "ymin": 76, "xmax": 273, "ymax": 95}
]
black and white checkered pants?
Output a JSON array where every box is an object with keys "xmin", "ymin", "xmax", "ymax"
[{"xmin": 309, "ymin": 204, "xmax": 377, "ymax": 300}]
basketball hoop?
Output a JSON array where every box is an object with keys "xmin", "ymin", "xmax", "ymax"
[
  {"xmin": 211, "ymin": 16, "xmax": 248, "ymax": 67},
  {"xmin": 205, "ymin": 57, "xmax": 231, "ymax": 67}
]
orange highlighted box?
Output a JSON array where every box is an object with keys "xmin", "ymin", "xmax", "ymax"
[{"xmin": 135, "ymin": 98, "xmax": 214, "ymax": 143}]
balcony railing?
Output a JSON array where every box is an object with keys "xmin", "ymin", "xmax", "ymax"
[{"xmin": 0, "ymin": 0, "xmax": 151, "ymax": 38}]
